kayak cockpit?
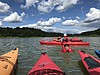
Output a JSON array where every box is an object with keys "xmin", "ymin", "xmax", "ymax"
[
  {"xmin": 28, "ymin": 69, "xmax": 66, "ymax": 75},
  {"xmin": 84, "ymin": 57, "xmax": 100, "ymax": 69}
]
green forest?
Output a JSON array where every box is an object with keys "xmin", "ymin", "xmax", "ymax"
[
  {"xmin": 0, "ymin": 27, "xmax": 63, "ymax": 37},
  {"xmin": 0, "ymin": 27, "xmax": 100, "ymax": 37}
]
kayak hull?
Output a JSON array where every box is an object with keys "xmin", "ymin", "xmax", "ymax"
[
  {"xmin": 78, "ymin": 50, "xmax": 100, "ymax": 75},
  {"xmin": 94, "ymin": 50, "xmax": 100, "ymax": 58},
  {"xmin": 40, "ymin": 40, "xmax": 90, "ymax": 45},
  {"xmin": 0, "ymin": 48, "xmax": 18, "ymax": 75},
  {"xmin": 28, "ymin": 52, "xmax": 66, "ymax": 75}
]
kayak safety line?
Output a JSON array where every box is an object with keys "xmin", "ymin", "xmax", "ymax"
[
  {"xmin": 0, "ymin": 56, "xmax": 14, "ymax": 66},
  {"xmin": 0, "ymin": 56, "xmax": 11, "ymax": 58}
]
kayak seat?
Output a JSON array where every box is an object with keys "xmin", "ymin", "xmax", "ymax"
[
  {"xmin": 84, "ymin": 57, "xmax": 100, "ymax": 69},
  {"xmin": 29, "ymin": 69, "xmax": 66, "ymax": 75}
]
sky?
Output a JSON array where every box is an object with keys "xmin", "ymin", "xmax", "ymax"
[{"xmin": 0, "ymin": 0, "xmax": 100, "ymax": 34}]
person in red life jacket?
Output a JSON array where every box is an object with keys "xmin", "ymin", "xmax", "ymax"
[
  {"xmin": 61, "ymin": 44, "xmax": 67, "ymax": 52},
  {"xmin": 61, "ymin": 44, "xmax": 74, "ymax": 52}
]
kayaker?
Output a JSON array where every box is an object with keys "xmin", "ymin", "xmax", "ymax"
[
  {"xmin": 65, "ymin": 45, "xmax": 70, "ymax": 52},
  {"xmin": 61, "ymin": 44, "xmax": 67, "ymax": 52},
  {"xmin": 64, "ymin": 34, "xmax": 69, "ymax": 42},
  {"xmin": 62, "ymin": 44, "xmax": 74, "ymax": 52},
  {"xmin": 53, "ymin": 36, "xmax": 62, "ymax": 42}
]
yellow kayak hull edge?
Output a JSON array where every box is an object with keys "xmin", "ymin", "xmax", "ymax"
[{"xmin": 0, "ymin": 48, "xmax": 18, "ymax": 75}]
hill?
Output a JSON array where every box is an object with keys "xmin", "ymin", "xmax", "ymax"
[
  {"xmin": 71, "ymin": 28, "xmax": 100, "ymax": 37},
  {"xmin": 80, "ymin": 28, "xmax": 100, "ymax": 36}
]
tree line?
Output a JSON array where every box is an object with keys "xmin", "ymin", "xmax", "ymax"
[
  {"xmin": 74, "ymin": 28, "xmax": 100, "ymax": 36},
  {"xmin": 0, "ymin": 27, "xmax": 63, "ymax": 37},
  {"xmin": 0, "ymin": 27, "xmax": 100, "ymax": 37}
]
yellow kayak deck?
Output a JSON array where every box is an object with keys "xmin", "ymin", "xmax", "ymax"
[{"xmin": 0, "ymin": 48, "xmax": 18, "ymax": 75}]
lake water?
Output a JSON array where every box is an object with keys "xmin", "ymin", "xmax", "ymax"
[{"xmin": 0, "ymin": 37, "xmax": 100, "ymax": 75}]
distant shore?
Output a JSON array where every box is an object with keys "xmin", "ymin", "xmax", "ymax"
[{"xmin": 0, "ymin": 27, "xmax": 100, "ymax": 37}]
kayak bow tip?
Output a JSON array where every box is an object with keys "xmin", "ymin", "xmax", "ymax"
[
  {"xmin": 41, "ymin": 52, "xmax": 46, "ymax": 55},
  {"xmin": 80, "ymin": 50, "xmax": 85, "ymax": 53},
  {"xmin": 14, "ymin": 47, "xmax": 18, "ymax": 50}
]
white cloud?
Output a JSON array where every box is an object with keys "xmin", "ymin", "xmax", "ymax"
[
  {"xmin": 0, "ymin": 1, "xmax": 10, "ymax": 13},
  {"xmin": 62, "ymin": 16, "xmax": 66, "ymax": 20},
  {"xmin": 19, "ymin": 7, "xmax": 100, "ymax": 34},
  {"xmin": 62, "ymin": 19, "xmax": 79, "ymax": 25},
  {"xmin": 20, "ymin": 5, "xmax": 24, "ymax": 9},
  {"xmin": 20, "ymin": 23, "xmax": 46, "ymax": 31},
  {"xmin": 20, "ymin": 17, "xmax": 61, "ymax": 31},
  {"xmin": 19, "ymin": 24, "xmax": 86, "ymax": 34},
  {"xmin": 41, "ymin": 26, "xmax": 67, "ymax": 33},
  {"xmin": 56, "ymin": 0, "xmax": 79, "ymax": 12},
  {"xmin": 3, "ymin": 12, "xmax": 25, "ymax": 22},
  {"xmin": 19, "ymin": 20, "xmax": 99, "ymax": 34},
  {"xmin": 37, "ymin": 0, "xmax": 53, "ymax": 13},
  {"xmin": 85, "ymin": 8, "xmax": 100, "ymax": 22},
  {"xmin": 38, "ymin": 0, "xmax": 79, "ymax": 13},
  {"xmin": 0, "ymin": 21, "xmax": 3, "ymax": 26},
  {"xmin": 21, "ymin": 0, "xmax": 38, "ymax": 9},
  {"xmin": 76, "ymin": 16, "xmax": 80, "ymax": 20},
  {"xmin": 21, "ymin": 12, "xmax": 25, "ymax": 17},
  {"xmin": 62, "ymin": 18, "xmax": 100, "ymax": 28},
  {"xmin": 37, "ymin": 17, "xmax": 61, "ymax": 26},
  {"xmin": 22, "ymin": 0, "xmax": 79, "ymax": 13},
  {"xmin": 20, "ymin": 24, "xmax": 37, "ymax": 28}
]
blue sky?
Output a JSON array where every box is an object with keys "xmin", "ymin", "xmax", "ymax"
[{"xmin": 0, "ymin": 0, "xmax": 100, "ymax": 34}]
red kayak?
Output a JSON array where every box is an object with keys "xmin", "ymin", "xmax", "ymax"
[
  {"xmin": 71, "ymin": 37, "xmax": 82, "ymax": 42},
  {"xmin": 28, "ymin": 52, "xmax": 66, "ymax": 75},
  {"xmin": 40, "ymin": 40, "xmax": 90, "ymax": 45},
  {"xmin": 78, "ymin": 50, "xmax": 100, "ymax": 75}
]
